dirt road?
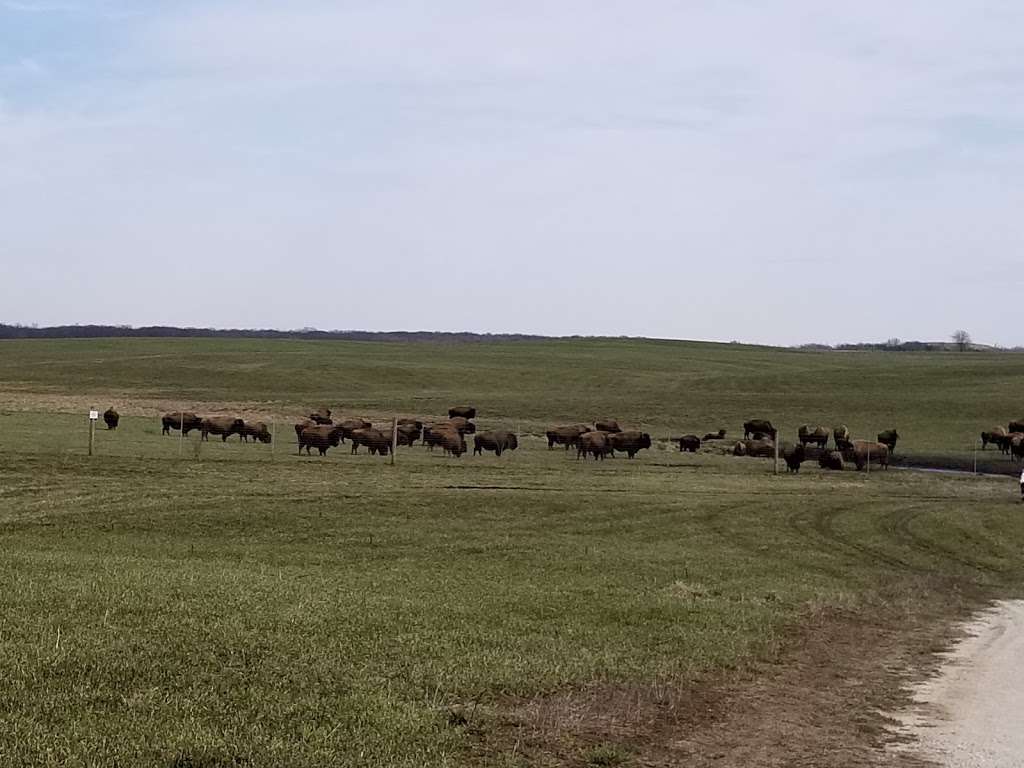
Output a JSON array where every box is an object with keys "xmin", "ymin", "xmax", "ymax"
[{"xmin": 898, "ymin": 600, "xmax": 1024, "ymax": 767}]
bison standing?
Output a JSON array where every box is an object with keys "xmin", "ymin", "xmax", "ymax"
[
  {"xmin": 473, "ymin": 430, "xmax": 518, "ymax": 457},
  {"xmin": 578, "ymin": 431, "xmax": 612, "ymax": 460},
  {"xmin": 608, "ymin": 430, "xmax": 652, "ymax": 458},
  {"xmin": 201, "ymin": 416, "xmax": 245, "ymax": 442},
  {"xmin": 162, "ymin": 411, "xmax": 202, "ymax": 436},
  {"xmin": 448, "ymin": 406, "xmax": 477, "ymax": 419},
  {"xmin": 743, "ymin": 420, "xmax": 777, "ymax": 440},
  {"xmin": 797, "ymin": 425, "xmax": 829, "ymax": 449},
  {"xmin": 546, "ymin": 424, "xmax": 591, "ymax": 450},
  {"xmin": 678, "ymin": 435, "xmax": 701, "ymax": 453},
  {"xmin": 876, "ymin": 429, "xmax": 899, "ymax": 454},
  {"xmin": 103, "ymin": 408, "xmax": 119, "ymax": 430}
]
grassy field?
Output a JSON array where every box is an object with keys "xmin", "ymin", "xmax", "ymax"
[{"xmin": 2, "ymin": 337, "xmax": 1024, "ymax": 767}]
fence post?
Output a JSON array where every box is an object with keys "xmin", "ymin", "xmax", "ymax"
[{"xmin": 391, "ymin": 416, "xmax": 398, "ymax": 466}]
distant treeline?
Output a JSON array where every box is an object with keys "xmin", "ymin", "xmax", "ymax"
[{"xmin": 0, "ymin": 323, "xmax": 551, "ymax": 343}]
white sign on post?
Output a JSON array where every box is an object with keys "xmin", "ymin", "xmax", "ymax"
[{"xmin": 89, "ymin": 410, "xmax": 99, "ymax": 421}]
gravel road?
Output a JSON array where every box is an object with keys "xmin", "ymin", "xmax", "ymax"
[{"xmin": 897, "ymin": 600, "xmax": 1024, "ymax": 767}]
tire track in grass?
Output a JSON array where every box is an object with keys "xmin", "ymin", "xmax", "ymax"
[
  {"xmin": 885, "ymin": 502, "xmax": 1010, "ymax": 578},
  {"xmin": 805, "ymin": 503, "xmax": 924, "ymax": 574},
  {"xmin": 694, "ymin": 498, "xmax": 851, "ymax": 581}
]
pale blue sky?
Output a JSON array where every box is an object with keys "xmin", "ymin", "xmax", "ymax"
[{"xmin": 2, "ymin": 1, "xmax": 1022, "ymax": 344}]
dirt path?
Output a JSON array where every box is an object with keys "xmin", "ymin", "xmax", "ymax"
[{"xmin": 897, "ymin": 600, "xmax": 1024, "ymax": 767}]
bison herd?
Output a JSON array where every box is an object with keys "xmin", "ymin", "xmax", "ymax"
[
  {"xmin": 92, "ymin": 404, "xmax": 915, "ymax": 473},
  {"xmin": 980, "ymin": 421, "xmax": 1024, "ymax": 462},
  {"xmin": 728, "ymin": 421, "xmax": 898, "ymax": 473}
]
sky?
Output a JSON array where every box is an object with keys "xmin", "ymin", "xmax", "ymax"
[{"xmin": 1, "ymin": 1, "xmax": 1022, "ymax": 346}]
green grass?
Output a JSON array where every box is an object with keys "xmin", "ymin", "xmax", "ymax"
[
  {"xmin": 1, "ymin": 338, "xmax": 1023, "ymax": 766},
  {"xmin": 2, "ymin": 336, "xmax": 1022, "ymax": 451}
]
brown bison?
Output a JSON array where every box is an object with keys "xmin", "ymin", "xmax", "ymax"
[
  {"xmin": 103, "ymin": 407, "xmax": 119, "ymax": 430},
  {"xmin": 350, "ymin": 428, "xmax": 392, "ymax": 456},
  {"xmin": 423, "ymin": 422, "xmax": 471, "ymax": 449},
  {"xmin": 242, "ymin": 421, "xmax": 272, "ymax": 444},
  {"xmin": 201, "ymin": 416, "xmax": 245, "ymax": 442},
  {"xmin": 733, "ymin": 438, "xmax": 774, "ymax": 458},
  {"xmin": 782, "ymin": 442, "xmax": 806, "ymax": 473},
  {"xmin": 678, "ymin": 435, "xmax": 701, "ymax": 453},
  {"xmin": 981, "ymin": 427, "xmax": 1008, "ymax": 451},
  {"xmin": 1009, "ymin": 421, "xmax": 1024, "ymax": 435},
  {"xmin": 876, "ymin": 429, "xmax": 899, "ymax": 453},
  {"xmin": 448, "ymin": 406, "xmax": 477, "ymax": 419},
  {"xmin": 819, "ymin": 451, "xmax": 844, "ymax": 471},
  {"xmin": 743, "ymin": 420, "xmax": 777, "ymax": 439},
  {"xmin": 298, "ymin": 424, "xmax": 342, "ymax": 456},
  {"xmin": 798, "ymin": 425, "xmax": 829, "ymax": 449},
  {"xmin": 833, "ymin": 425, "xmax": 850, "ymax": 448},
  {"xmin": 1012, "ymin": 435, "xmax": 1024, "ymax": 462},
  {"xmin": 443, "ymin": 417, "xmax": 476, "ymax": 435},
  {"xmin": 161, "ymin": 411, "xmax": 202, "ymax": 436},
  {"xmin": 473, "ymin": 430, "xmax": 518, "ymax": 457},
  {"xmin": 396, "ymin": 422, "xmax": 422, "ymax": 446},
  {"xmin": 398, "ymin": 418, "xmax": 423, "ymax": 429},
  {"xmin": 294, "ymin": 419, "xmax": 316, "ymax": 442},
  {"xmin": 595, "ymin": 420, "xmax": 622, "ymax": 433},
  {"xmin": 427, "ymin": 425, "xmax": 466, "ymax": 457},
  {"xmin": 608, "ymin": 430, "xmax": 652, "ymax": 458},
  {"xmin": 845, "ymin": 440, "xmax": 889, "ymax": 471},
  {"xmin": 578, "ymin": 431, "xmax": 612, "ymax": 460},
  {"xmin": 702, "ymin": 429, "xmax": 726, "ymax": 441},
  {"xmin": 546, "ymin": 424, "xmax": 591, "ymax": 450},
  {"xmin": 334, "ymin": 419, "xmax": 372, "ymax": 443},
  {"xmin": 308, "ymin": 408, "xmax": 333, "ymax": 425}
]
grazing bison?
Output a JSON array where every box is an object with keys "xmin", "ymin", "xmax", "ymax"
[
  {"xmin": 595, "ymin": 420, "xmax": 622, "ymax": 433},
  {"xmin": 798, "ymin": 425, "xmax": 829, "ymax": 449},
  {"xmin": 1010, "ymin": 421, "xmax": 1024, "ymax": 435},
  {"xmin": 103, "ymin": 407, "xmax": 119, "ymax": 430},
  {"xmin": 334, "ymin": 419, "xmax": 372, "ymax": 443},
  {"xmin": 298, "ymin": 424, "xmax": 342, "ymax": 456},
  {"xmin": 201, "ymin": 416, "xmax": 245, "ymax": 442},
  {"xmin": 819, "ymin": 451, "xmax": 844, "ymax": 471},
  {"xmin": 350, "ymin": 428, "xmax": 392, "ymax": 456},
  {"xmin": 423, "ymin": 422, "xmax": 471, "ymax": 449},
  {"xmin": 733, "ymin": 438, "xmax": 774, "ymax": 458},
  {"xmin": 1012, "ymin": 435, "xmax": 1024, "ymax": 462},
  {"xmin": 876, "ymin": 429, "xmax": 899, "ymax": 454},
  {"xmin": 782, "ymin": 443, "xmax": 806, "ymax": 473},
  {"xmin": 702, "ymin": 429, "xmax": 726, "ymax": 441},
  {"xmin": 426, "ymin": 425, "xmax": 466, "ymax": 457},
  {"xmin": 546, "ymin": 424, "xmax": 591, "ymax": 450},
  {"xmin": 444, "ymin": 417, "xmax": 476, "ymax": 435},
  {"xmin": 981, "ymin": 427, "xmax": 1008, "ymax": 451},
  {"xmin": 578, "ymin": 431, "xmax": 612, "ymax": 460},
  {"xmin": 448, "ymin": 406, "xmax": 477, "ymax": 419},
  {"xmin": 242, "ymin": 421, "xmax": 272, "ymax": 444},
  {"xmin": 608, "ymin": 430, "xmax": 652, "ymax": 459},
  {"xmin": 743, "ymin": 420, "xmax": 777, "ymax": 440},
  {"xmin": 161, "ymin": 411, "xmax": 202, "ymax": 436},
  {"xmin": 308, "ymin": 408, "xmax": 333, "ymax": 425},
  {"xmin": 833, "ymin": 425, "xmax": 850, "ymax": 448},
  {"xmin": 678, "ymin": 435, "xmax": 701, "ymax": 453},
  {"xmin": 473, "ymin": 430, "xmax": 518, "ymax": 457},
  {"xmin": 396, "ymin": 422, "xmax": 422, "ymax": 446},
  {"xmin": 845, "ymin": 440, "xmax": 889, "ymax": 471}
]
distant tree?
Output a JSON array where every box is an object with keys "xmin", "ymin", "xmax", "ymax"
[
  {"xmin": 886, "ymin": 337, "xmax": 901, "ymax": 348},
  {"xmin": 952, "ymin": 329, "xmax": 971, "ymax": 352}
]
